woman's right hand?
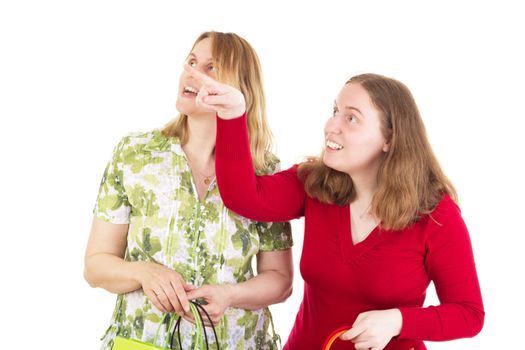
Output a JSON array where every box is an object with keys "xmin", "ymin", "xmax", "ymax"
[
  {"xmin": 135, "ymin": 261, "xmax": 194, "ymax": 315},
  {"xmin": 183, "ymin": 63, "xmax": 246, "ymax": 120},
  {"xmin": 85, "ymin": 214, "xmax": 194, "ymax": 315}
]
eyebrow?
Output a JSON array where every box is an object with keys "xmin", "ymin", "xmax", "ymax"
[
  {"xmin": 187, "ymin": 53, "xmax": 213, "ymax": 63},
  {"xmin": 334, "ymin": 100, "xmax": 364, "ymax": 117},
  {"xmin": 345, "ymin": 106, "xmax": 364, "ymax": 116}
]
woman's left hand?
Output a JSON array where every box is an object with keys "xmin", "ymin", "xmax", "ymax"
[
  {"xmin": 340, "ymin": 309, "xmax": 403, "ymax": 350},
  {"xmin": 183, "ymin": 64, "xmax": 246, "ymax": 120},
  {"xmin": 182, "ymin": 284, "xmax": 234, "ymax": 326}
]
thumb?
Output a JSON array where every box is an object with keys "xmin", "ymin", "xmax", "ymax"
[
  {"xmin": 186, "ymin": 285, "xmax": 209, "ymax": 301},
  {"xmin": 183, "ymin": 283, "xmax": 195, "ymax": 291}
]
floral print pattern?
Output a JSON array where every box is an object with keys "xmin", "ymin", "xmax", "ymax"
[{"xmin": 94, "ymin": 130, "xmax": 292, "ymax": 349}]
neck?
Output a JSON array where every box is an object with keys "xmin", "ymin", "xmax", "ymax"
[
  {"xmin": 349, "ymin": 164, "xmax": 380, "ymax": 210},
  {"xmin": 352, "ymin": 179, "xmax": 377, "ymax": 206},
  {"xmin": 183, "ymin": 114, "xmax": 217, "ymax": 164}
]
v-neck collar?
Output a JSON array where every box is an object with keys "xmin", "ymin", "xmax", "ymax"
[
  {"xmin": 337, "ymin": 204, "xmax": 382, "ymax": 262},
  {"xmin": 173, "ymin": 141, "xmax": 217, "ymax": 203}
]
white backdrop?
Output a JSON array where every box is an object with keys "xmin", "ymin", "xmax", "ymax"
[{"xmin": 0, "ymin": 1, "xmax": 523, "ymax": 349}]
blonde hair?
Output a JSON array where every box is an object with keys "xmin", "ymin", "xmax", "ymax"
[
  {"xmin": 298, "ymin": 73, "xmax": 457, "ymax": 230},
  {"xmin": 162, "ymin": 31, "xmax": 274, "ymax": 171}
]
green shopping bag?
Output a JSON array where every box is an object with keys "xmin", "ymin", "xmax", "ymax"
[{"xmin": 113, "ymin": 301, "xmax": 220, "ymax": 350}]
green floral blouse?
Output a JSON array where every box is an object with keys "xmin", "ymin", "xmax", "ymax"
[{"xmin": 94, "ymin": 130, "xmax": 293, "ymax": 350}]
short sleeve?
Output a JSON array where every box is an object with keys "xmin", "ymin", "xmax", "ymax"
[
  {"xmin": 257, "ymin": 221, "xmax": 293, "ymax": 251},
  {"xmin": 93, "ymin": 137, "xmax": 131, "ymax": 224},
  {"xmin": 255, "ymin": 154, "xmax": 293, "ymax": 251}
]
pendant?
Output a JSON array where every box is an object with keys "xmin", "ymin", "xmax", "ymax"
[{"xmin": 204, "ymin": 177, "xmax": 211, "ymax": 185}]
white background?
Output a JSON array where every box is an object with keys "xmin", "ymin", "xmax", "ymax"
[{"xmin": 1, "ymin": 1, "xmax": 523, "ymax": 349}]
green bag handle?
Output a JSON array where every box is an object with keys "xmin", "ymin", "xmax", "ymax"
[
  {"xmin": 170, "ymin": 301, "xmax": 220, "ymax": 350},
  {"xmin": 112, "ymin": 300, "xmax": 220, "ymax": 350}
]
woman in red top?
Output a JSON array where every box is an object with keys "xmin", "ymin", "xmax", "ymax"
[{"xmin": 184, "ymin": 65, "xmax": 484, "ymax": 350}]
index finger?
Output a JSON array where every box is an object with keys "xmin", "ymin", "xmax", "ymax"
[
  {"xmin": 183, "ymin": 63, "xmax": 218, "ymax": 87},
  {"xmin": 173, "ymin": 279, "xmax": 191, "ymax": 313},
  {"xmin": 340, "ymin": 324, "xmax": 366, "ymax": 341}
]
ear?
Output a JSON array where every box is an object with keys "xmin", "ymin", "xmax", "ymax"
[{"xmin": 382, "ymin": 128, "xmax": 392, "ymax": 153}]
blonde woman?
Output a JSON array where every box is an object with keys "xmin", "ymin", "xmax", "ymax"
[
  {"xmin": 183, "ymin": 67, "xmax": 484, "ymax": 350},
  {"xmin": 84, "ymin": 31, "xmax": 293, "ymax": 350}
]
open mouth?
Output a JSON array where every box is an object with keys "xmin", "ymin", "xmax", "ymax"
[
  {"xmin": 326, "ymin": 140, "xmax": 344, "ymax": 150},
  {"xmin": 183, "ymin": 85, "xmax": 198, "ymax": 97}
]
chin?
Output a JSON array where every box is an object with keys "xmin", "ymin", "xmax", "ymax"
[
  {"xmin": 322, "ymin": 157, "xmax": 347, "ymax": 174},
  {"xmin": 322, "ymin": 156, "xmax": 337, "ymax": 171},
  {"xmin": 176, "ymin": 99, "xmax": 194, "ymax": 116}
]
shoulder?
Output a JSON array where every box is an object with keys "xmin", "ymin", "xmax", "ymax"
[
  {"xmin": 255, "ymin": 151, "xmax": 282, "ymax": 175},
  {"xmin": 428, "ymin": 194, "xmax": 462, "ymax": 226},
  {"xmin": 115, "ymin": 129, "xmax": 179, "ymax": 153},
  {"xmin": 419, "ymin": 194, "xmax": 470, "ymax": 246},
  {"xmin": 255, "ymin": 152, "xmax": 303, "ymax": 178}
]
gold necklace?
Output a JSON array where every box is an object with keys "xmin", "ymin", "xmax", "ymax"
[
  {"xmin": 186, "ymin": 157, "xmax": 215, "ymax": 185},
  {"xmin": 201, "ymin": 172, "xmax": 215, "ymax": 185}
]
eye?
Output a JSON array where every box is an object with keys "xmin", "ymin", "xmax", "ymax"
[
  {"xmin": 187, "ymin": 59, "xmax": 197, "ymax": 67},
  {"xmin": 207, "ymin": 64, "xmax": 216, "ymax": 72},
  {"xmin": 346, "ymin": 115, "xmax": 358, "ymax": 123},
  {"xmin": 332, "ymin": 106, "xmax": 338, "ymax": 116}
]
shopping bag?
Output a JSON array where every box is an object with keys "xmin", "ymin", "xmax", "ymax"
[{"xmin": 113, "ymin": 301, "xmax": 220, "ymax": 350}]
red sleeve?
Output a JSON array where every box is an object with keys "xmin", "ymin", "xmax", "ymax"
[
  {"xmin": 215, "ymin": 113, "xmax": 306, "ymax": 222},
  {"xmin": 398, "ymin": 197, "xmax": 484, "ymax": 340}
]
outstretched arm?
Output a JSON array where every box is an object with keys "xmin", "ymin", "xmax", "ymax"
[{"xmin": 184, "ymin": 64, "xmax": 306, "ymax": 221}]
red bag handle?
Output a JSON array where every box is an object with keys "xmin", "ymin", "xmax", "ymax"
[
  {"xmin": 322, "ymin": 327, "xmax": 414, "ymax": 350},
  {"xmin": 322, "ymin": 326, "xmax": 351, "ymax": 350}
]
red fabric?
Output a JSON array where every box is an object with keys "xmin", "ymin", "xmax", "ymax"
[{"xmin": 216, "ymin": 114, "xmax": 484, "ymax": 350}]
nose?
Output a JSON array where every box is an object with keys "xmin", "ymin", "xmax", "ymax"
[
  {"xmin": 190, "ymin": 64, "xmax": 206, "ymax": 76},
  {"xmin": 183, "ymin": 65, "xmax": 210, "ymax": 89},
  {"xmin": 325, "ymin": 115, "xmax": 343, "ymax": 136}
]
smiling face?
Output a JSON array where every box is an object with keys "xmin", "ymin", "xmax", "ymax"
[
  {"xmin": 175, "ymin": 37, "xmax": 218, "ymax": 117},
  {"xmin": 323, "ymin": 82, "xmax": 390, "ymax": 177}
]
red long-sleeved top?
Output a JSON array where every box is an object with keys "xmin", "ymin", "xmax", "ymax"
[{"xmin": 215, "ymin": 114, "xmax": 484, "ymax": 350}]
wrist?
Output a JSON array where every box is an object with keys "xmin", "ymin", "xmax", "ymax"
[
  {"xmin": 218, "ymin": 108, "xmax": 245, "ymax": 120},
  {"xmin": 130, "ymin": 261, "xmax": 148, "ymax": 285},
  {"xmin": 390, "ymin": 308, "xmax": 403, "ymax": 337},
  {"xmin": 223, "ymin": 283, "xmax": 237, "ymax": 308}
]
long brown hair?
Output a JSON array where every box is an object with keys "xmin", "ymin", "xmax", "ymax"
[
  {"xmin": 298, "ymin": 73, "xmax": 457, "ymax": 230},
  {"xmin": 162, "ymin": 31, "xmax": 274, "ymax": 171}
]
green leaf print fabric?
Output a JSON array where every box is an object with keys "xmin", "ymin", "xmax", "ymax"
[{"xmin": 93, "ymin": 130, "xmax": 293, "ymax": 350}]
